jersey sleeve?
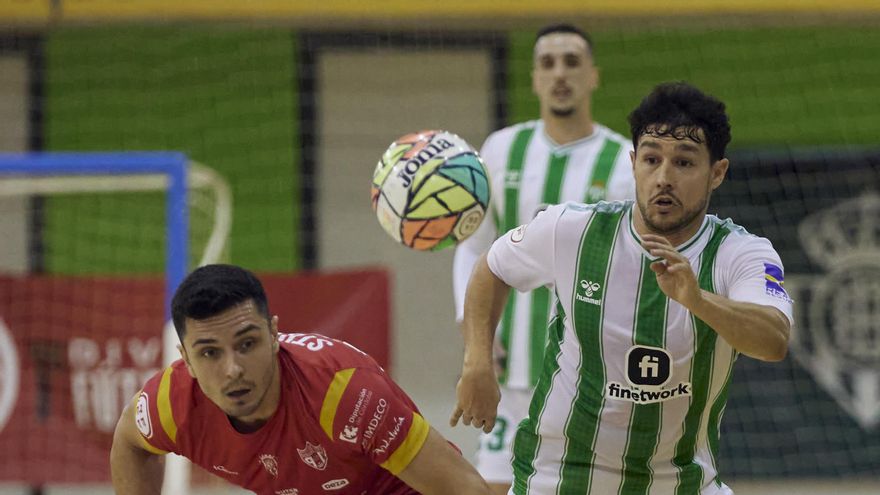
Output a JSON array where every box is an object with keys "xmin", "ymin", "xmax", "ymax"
[
  {"xmin": 134, "ymin": 364, "xmax": 186, "ymax": 455},
  {"xmin": 487, "ymin": 203, "xmax": 565, "ymax": 292},
  {"xmin": 452, "ymin": 133, "xmax": 501, "ymax": 322},
  {"xmin": 318, "ymin": 365, "xmax": 430, "ymax": 476},
  {"xmin": 722, "ymin": 236, "xmax": 795, "ymax": 326}
]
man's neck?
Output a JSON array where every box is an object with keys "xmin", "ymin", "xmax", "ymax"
[
  {"xmin": 542, "ymin": 110, "xmax": 595, "ymax": 146},
  {"xmin": 632, "ymin": 206, "xmax": 706, "ymax": 248}
]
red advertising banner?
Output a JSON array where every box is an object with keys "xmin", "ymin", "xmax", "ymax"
[{"xmin": 0, "ymin": 269, "xmax": 390, "ymax": 484}]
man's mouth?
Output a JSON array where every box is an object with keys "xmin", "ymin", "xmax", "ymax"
[
  {"xmin": 652, "ymin": 195, "xmax": 679, "ymax": 211},
  {"xmin": 225, "ymin": 387, "xmax": 252, "ymax": 399},
  {"xmin": 552, "ymin": 86, "xmax": 571, "ymax": 98}
]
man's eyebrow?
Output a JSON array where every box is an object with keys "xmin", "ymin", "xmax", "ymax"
[
  {"xmin": 675, "ymin": 142, "xmax": 701, "ymax": 153},
  {"xmin": 638, "ymin": 141, "xmax": 663, "ymax": 150},
  {"xmin": 191, "ymin": 325, "xmax": 260, "ymax": 347}
]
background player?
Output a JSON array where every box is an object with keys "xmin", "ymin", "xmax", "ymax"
[
  {"xmin": 111, "ymin": 264, "xmax": 490, "ymax": 495},
  {"xmin": 452, "ymin": 22, "xmax": 634, "ymax": 494},
  {"xmin": 452, "ymin": 82, "xmax": 793, "ymax": 494}
]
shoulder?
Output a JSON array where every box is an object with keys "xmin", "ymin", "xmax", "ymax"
[
  {"xmin": 481, "ymin": 120, "xmax": 540, "ymax": 152},
  {"xmin": 278, "ymin": 333, "xmax": 385, "ymax": 400},
  {"xmin": 136, "ymin": 360, "xmax": 196, "ymax": 453},
  {"xmin": 709, "ymin": 216, "xmax": 782, "ymax": 265},
  {"xmin": 536, "ymin": 200, "xmax": 630, "ymax": 226},
  {"xmin": 558, "ymin": 199, "xmax": 630, "ymax": 220},
  {"xmin": 278, "ymin": 333, "xmax": 422, "ymax": 451},
  {"xmin": 278, "ymin": 332, "xmax": 380, "ymax": 372},
  {"xmin": 709, "ymin": 216, "xmax": 766, "ymax": 249},
  {"xmin": 594, "ymin": 123, "xmax": 633, "ymax": 151}
]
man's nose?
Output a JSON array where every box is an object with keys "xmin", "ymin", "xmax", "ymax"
[{"xmin": 224, "ymin": 355, "xmax": 244, "ymax": 380}]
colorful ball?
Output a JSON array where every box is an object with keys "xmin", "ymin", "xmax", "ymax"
[{"xmin": 371, "ymin": 130, "xmax": 490, "ymax": 251}]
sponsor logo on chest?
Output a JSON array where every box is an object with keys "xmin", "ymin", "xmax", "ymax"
[
  {"xmin": 322, "ymin": 478, "xmax": 350, "ymax": 491},
  {"xmin": 606, "ymin": 345, "xmax": 692, "ymax": 404},
  {"xmin": 362, "ymin": 398, "xmax": 388, "ymax": 443}
]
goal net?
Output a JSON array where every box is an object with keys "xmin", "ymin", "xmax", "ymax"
[{"xmin": 0, "ymin": 152, "xmax": 231, "ymax": 492}]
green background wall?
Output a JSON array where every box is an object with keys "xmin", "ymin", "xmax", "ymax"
[
  {"xmin": 44, "ymin": 27, "xmax": 299, "ymax": 274},
  {"xmin": 510, "ymin": 26, "xmax": 880, "ymax": 145},
  {"xmin": 40, "ymin": 25, "xmax": 879, "ymax": 274}
]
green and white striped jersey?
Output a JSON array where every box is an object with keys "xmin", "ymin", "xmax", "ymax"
[
  {"xmin": 487, "ymin": 201, "xmax": 794, "ymax": 495},
  {"xmin": 453, "ymin": 120, "xmax": 634, "ymax": 390}
]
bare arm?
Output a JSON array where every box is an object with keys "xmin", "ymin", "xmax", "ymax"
[
  {"xmin": 449, "ymin": 253, "xmax": 511, "ymax": 432},
  {"xmin": 110, "ymin": 399, "xmax": 164, "ymax": 495},
  {"xmin": 685, "ymin": 291, "xmax": 789, "ymax": 361},
  {"xmin": 642, "ymin": 234, "xmax": 790, "ymax": 361},
  {"xmin": 396, "ymin": 427, "xmax": 490, "ymax": 495}
]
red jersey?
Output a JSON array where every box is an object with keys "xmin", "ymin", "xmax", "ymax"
[{"xmin": 134, "ymin": 333, "xmax": 428, "ymax": 495}]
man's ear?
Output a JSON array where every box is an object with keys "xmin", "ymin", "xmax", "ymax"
[
  {"xmin": 178, "ymin": 344, "xmax": 195, "ymax": 378},
  {"xmin": 270, "ymin": 315, "xmax": 280, "ymax": 351},
  {"xmin": 710, "ymin": 158, "xmax": 729, "ymax": 191}
]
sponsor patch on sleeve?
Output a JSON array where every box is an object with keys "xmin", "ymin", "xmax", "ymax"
[
  {"xmin": 764, "ymin": 262, "xmax": 792, "ymax": 302},
  {"xmin": 510, "ymin": 224, "xmax": 526, "ymax": 243},
  {"xmin": 135, "ymin": 392, "xmax": 152, "ymax": 438}
]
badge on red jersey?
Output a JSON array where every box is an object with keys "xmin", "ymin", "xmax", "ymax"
[
  {"xmin": 258, "ymin": 454, "xmax": 279, "ymax": 477},
  {"xmin": 296, "ymin": 442, "xmax": 328, "ymax": 471}
]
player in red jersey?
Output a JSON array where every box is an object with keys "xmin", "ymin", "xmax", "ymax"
[{"xmin": 111, "ymin": 264, "xmax": 490, "ymax": 495}]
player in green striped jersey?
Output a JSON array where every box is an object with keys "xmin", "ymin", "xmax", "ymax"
[
  {"xmin": 451, "ymin": 82, "xmax": 792, "ymax": 495},
  {"xmin": 453, "ymin": 24, "xmax": 634, "ymax": 494}
]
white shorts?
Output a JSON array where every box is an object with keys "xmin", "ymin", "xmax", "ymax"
[{"xmin": 474, "ymin": 386, "xmax": 533, "ymax": 484}]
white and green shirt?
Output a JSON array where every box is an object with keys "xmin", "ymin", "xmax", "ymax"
[
  {"xmin": 453, "ymin": 120, "xmax": 634, "ymax": 390},
  {"xmin": 488, "ymin": 201, "xmax": 794, "ymax": 495}
]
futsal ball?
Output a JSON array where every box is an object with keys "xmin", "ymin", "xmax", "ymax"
[{"xmin": 371, "ymin": 130, "xmax": 490, "ymax": 251}]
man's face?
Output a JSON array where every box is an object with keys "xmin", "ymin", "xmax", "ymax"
[
  {"xmin": 178, "ymin": 300, "xmax": 279, "ymax": 421},
  {"xmin": 532, "ymin": 32, "xmax": 597, "ymax": 117},
  {"xmin": 631, "ymin": 128, "xmax": 728, "ymax": 237}
]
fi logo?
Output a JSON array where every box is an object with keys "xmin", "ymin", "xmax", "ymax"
[{"xmin": 626, "ymin": 345, "xmax": 672, "ymax": 388}]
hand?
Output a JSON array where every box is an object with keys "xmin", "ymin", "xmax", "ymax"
[
  {"xmin": 449, "ymin": 364, "xmax": 500, "ymax": 434},
  {"xmin": 641, "ymin": 234, "xmax": 701, "ymax": 307}
]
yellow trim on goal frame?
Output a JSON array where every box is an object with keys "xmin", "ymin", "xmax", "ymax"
[{"xmin": 47, "ymin": 0, "xmax": 880, "ymax": 21}]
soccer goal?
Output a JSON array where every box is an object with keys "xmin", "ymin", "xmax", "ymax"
[{"xmin": 0, "ymin": 152, "xmax": 231, "ymax": 494}]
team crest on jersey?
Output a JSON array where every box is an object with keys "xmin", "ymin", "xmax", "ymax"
[
  {"xmin": 788, "ymin": 192, "xmax": 880, "ymax": 429},
  {"xmin": 259, "ymin": 454, "xmax": 279, "ymax": 477},
  {"xmin": 297, "ymin": 442, "xmax": 328, "ymax": 471},
  {"xmin": 0, "ymin": 319, "xmax": 20, "ymax": 436}
]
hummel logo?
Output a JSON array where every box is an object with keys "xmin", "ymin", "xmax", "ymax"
[
  {"xmin": 576, "ymin": 280, "xmax": 602, "ymax": 306},
  {"xmin": 581, "ymin": 280, "xmax": 600, "ymax": 297}
]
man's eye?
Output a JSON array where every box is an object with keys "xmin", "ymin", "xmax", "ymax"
[{"xmin": 201, "ymin": 349, "xmax": 217, "ymax": 358}]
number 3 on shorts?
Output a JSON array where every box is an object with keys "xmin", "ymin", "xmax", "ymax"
[{"xmin": 485, "ymin": 417, "xmax": 508, "ymax": 452}]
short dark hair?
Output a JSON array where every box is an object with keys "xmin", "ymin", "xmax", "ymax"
[
  {"xmin": 628, "ymin": 81, "xmax": 731, "ymax": 162},
  {"xmin": 536, "ymin": 23, "xmax": 593, "ymax": 54},
  {"xmin": 171, "ymin": 264, "xmax": 270, "ymax": 341}
]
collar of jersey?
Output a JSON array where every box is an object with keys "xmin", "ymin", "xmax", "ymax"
[
  {"xmin": 626, "ymin": 203, "xmax": 712, "ymax": 261},
  {"xmin": 538, "ymin": 120, "xmax": 603, "ymax": 153}
]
